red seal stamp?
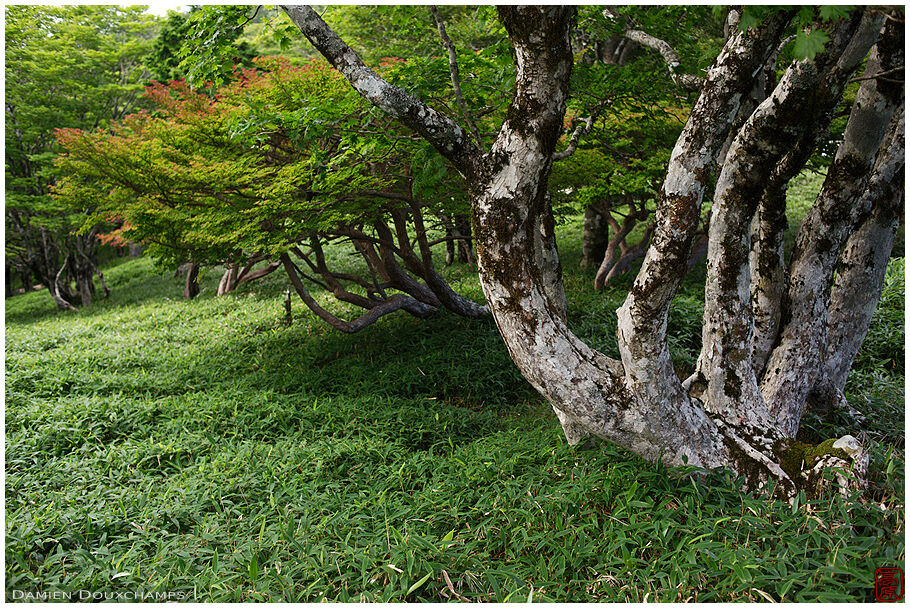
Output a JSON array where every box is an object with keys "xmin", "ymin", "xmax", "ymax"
[{"xmin": 875, "ymin": 566, "xmax": 904, "ymax": 602}]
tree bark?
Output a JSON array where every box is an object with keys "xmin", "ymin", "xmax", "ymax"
[
  {"xmin": 616, "ymin": 11, "xmax": 794, "ymax": 447},
  {"xmin": 807, "ymin": 108, "xmax": 905, "ymax": 416},
  {"xmin": 454, "ymin": 214, "xmax": 473, "ymax": 263},
  {"xmin": 184, "ymin": 262, "xmax": 200, "ymax": 299},
  {"xmin": 284, "ymin": 5, "xmax": 881, "ymax": 493},
  {"xmin": 580, "ymin": 205, "xmax": 609, "ymax": 268},
  {"xmin": 217, "ymin": 264, "xmax": 239, "ymax": 296},
  {"xmin": 762, "ymin": 14, "xmax": 900, "ymax": 435},
  {"xmin": 692, "ymin": 11, "xmax": 883, "ymax": 434}
]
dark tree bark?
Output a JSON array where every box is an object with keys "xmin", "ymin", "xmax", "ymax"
[
  {"xmin": 184, "ymin": 262, "xmax": 200, "ymax": 299},
  {"xmin": 580, "ymin": 205, "xmax": 609, "ymax": 268}
]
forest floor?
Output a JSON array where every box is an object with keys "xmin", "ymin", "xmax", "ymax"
[{"xmin": 5, "ymin": 177, "xmax": 905, "ymax": 601}]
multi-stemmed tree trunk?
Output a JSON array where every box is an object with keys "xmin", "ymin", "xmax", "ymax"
[
  {"xmin": 5, "ymin": 212, "xmax": 109, "ymax": 310},
  {"xmin": 282, "ymin": 5, "xmax": 902, "ymax": 495}
]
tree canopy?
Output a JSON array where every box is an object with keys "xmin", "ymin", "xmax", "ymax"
[{"xmin": 5, "ymin": 5, "xmax": 158, "ymax": 307}]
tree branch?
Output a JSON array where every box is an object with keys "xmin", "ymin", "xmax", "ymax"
[
  {"xmin": 430, "ymin": 5, "xmax": 484, "ymax": 149},
  {"xmin": 281, "ymin": 252, "xmax": 434, "ymax": 333},
  {"xmin": 602, "ymin": 7, "xmax": 703, "ymax": 91},
  {"xmin": 553, "ymin": 115, "xmax": 595, "ymax": 161},
  {"xmin": 622, "ymin": 29, "xmax": 703, "ymax": 91},
  {"xmin": 280, "ymin": 5, "xmax": 480, "ymax": 178}
]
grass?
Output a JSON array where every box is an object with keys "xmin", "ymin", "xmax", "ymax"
[{"xmin": 5, "ymin": 190, "xmax": 905, "ymax": 600}]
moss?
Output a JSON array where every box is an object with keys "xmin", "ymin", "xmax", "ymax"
[{"xmin": 775, "ymin": 438, "xmax": 851, "ymax": 480}]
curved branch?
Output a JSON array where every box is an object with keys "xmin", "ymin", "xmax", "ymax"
[
  {"xmin": 280, "ymin": 5, "xmax": 480, "ymax": 178},
  {"xmin": 601, "ymin": 7, "xmax": 703, "ymax": 91},
  {"xmin": 622, "ymin": 29, "xmax": 703, "ymax": 91},
  {"xmin": 553, "ymin": 115, "xmax": 595, "ymax": 161},
  {"xmin": 281, "ymin": 253, "xmax": 434, "ymax": 333}
]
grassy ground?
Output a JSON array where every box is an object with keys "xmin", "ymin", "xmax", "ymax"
[{"xmin": 5, "ymin": 199, "xmax": 904, "ymax": 600}]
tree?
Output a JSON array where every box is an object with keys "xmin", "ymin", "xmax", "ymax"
[
  {"xmin": 557, "ymin": 6, "xmax": 723, "ymax": 283},
  {"xmin": 5, "ymin": 5, "xmax": 158, "ymax": 308},
  {"xmin": 276, "ymin": 5, "xmax": 902, "ymax": 495},
  {"xmin": 55, "ymin": 58, "xmax": 490, "ymax": 325}
]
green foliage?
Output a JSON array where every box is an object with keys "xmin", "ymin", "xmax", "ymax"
[
  {"xmin": 793, "ymin": 29, "xmax": 831, "ymax": 61},
  {"xmin": 147, "ymin": 8, "xmax": 257, "ymax": 83},
  {"xmin": 176, "ymin": 5, "xmax": 263, "ymax": 88},
  {"xmin": 322, "ymin": 5, "xmax": 505, "ymax": 65},
  {"xmin": 6, "ymin": 211, "xmax": 904, "ymax": 600},
  {"xmin": 551, "ymin": 110, "xmax": 682, "ymax": 213},
  {"xmin": 54, "ymin": 59, "xmax": 403, "ymax": 266},
  {"xmin": 5, "ymin": 4, "xmax": 159, "ymax": 293},
  {"xmin": 852, "ymin": 257, "xmax": 905, "ymax": 376},
  {"xmin": 5, "ymin": 5, "xmax": 157, "ymax": 207},
  {"xmin": 54, "ymin": 43, "xmax": 509, "ymax": 274},
  {"xmin": 739, "ymin": 6, "xmax": 855, "ymax": 60}
]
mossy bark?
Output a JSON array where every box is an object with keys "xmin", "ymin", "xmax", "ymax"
[{"xmin": 286, "ymin": 5, "xmax": 896, "ymax": 495}]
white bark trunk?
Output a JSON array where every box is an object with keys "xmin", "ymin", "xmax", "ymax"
[
  {"xmin": 762, "ymin": 16, "xmax": 898, "ymax": 435},
  {"xmin": 694, "ymin": 12, "xmax": 881, "ymax": 434},
  {"xmin": 617, "ymin": 12, "xmax": 793, "ymax": 441},
  {"xmin": 809, "ymin": 109, "xmax": 905, "ymax": 414}
]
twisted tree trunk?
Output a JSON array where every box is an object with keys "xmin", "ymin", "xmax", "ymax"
[{"xmin": 283, "ymin": 5, "xmax": 897, "ymax": 495}]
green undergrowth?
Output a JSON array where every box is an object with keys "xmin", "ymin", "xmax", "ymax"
[{"xmin": 6, "ymin": 208, "xmax": 905, "ymax": 601}]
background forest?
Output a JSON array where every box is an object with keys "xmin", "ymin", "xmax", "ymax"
[{"xmin": 5, "ymin": 5, "xmax": 905, "ymax": 601}]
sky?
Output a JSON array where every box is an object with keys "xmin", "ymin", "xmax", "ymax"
[{"xmin": 142, "ymin": 3, "xmax": 186, "ymax": 17}]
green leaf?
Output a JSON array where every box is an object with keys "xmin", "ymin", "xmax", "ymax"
[
  {"xmin": 406, "ymin": 571, "xmax": 432, "ymax": 595},
  {"xmin": 792, "ymin": 30, "xmax": 830, "ymax": 61},
  {"xmin": 248, "ymin": 553, "xmax": 259, "ymax": 582},
  {"xmin": 819, "ymin": 6, "xmax": 852, "ymax": 21}
]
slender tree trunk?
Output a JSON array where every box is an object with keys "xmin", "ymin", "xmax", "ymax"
[
  {"xmin": 580, "ymin": 205, "xmax": 609, "ymax": 268},
  {"xmin": 19, "ymin": 267, "xmax": 32, "ymax": 292},
  {"xmin": 454, "ymin": 213, "xmax": 474, "ymax": 264},
  {"xmin": 807, "ymin": 112, "xmax": 904, "ymax": 416},
  {"xmin": 184, "ymin": 262, "xmax": 200, "ymax": 299}
]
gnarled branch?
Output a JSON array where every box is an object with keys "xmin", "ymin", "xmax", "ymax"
[{"xmin": 280, "ymin": 5, "xmax": 480, "ymax": 178}]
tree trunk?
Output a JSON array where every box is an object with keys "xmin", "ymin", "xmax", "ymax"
[
  {"xmin": 761, "ymin": 15, "xmax": 900, "ymax": 435},
  {"xmin": 217, "ymin": 264, "xmax": 239, "ymax": 296},
  {"xmin": 129, "ymin": 244, "xmax": 144, "ymax": 258},
  {"xmin": 184, "ymin": 262, "xmax": 200, "ymax": 299},
  {"xmin": 454, "ymin": 213, "xmax": 474, "ymax": 264},
  {"xmin": 78, "ymin": 275, "xmax": 94, "ymax": 307},
  {"xmin": 692, "ymin": 11, "xmax": 884, "ymax": 435},
  {"xmin": 580, "ymin": 205, "xmax": 609, "ymax": 268},
  {"xmin": 807, "ymin": 111, "xmax": 904, "ymax": 416},
  {"xmin": 285, "ymin": 5, "xmax": 885, "ymax": 494},
  {"xmin": 19, "ymin": 267, "xmax": 32, "ymax": 292}
]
